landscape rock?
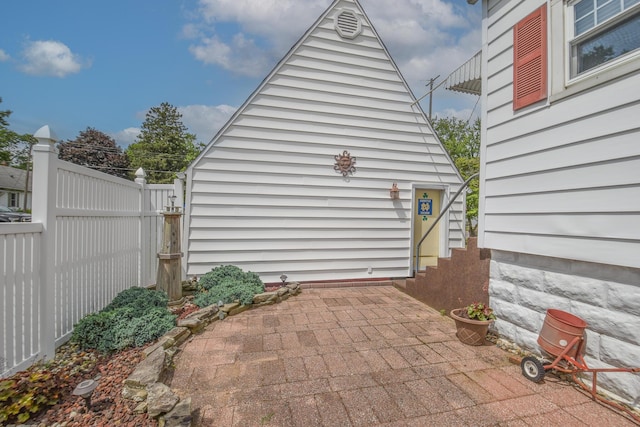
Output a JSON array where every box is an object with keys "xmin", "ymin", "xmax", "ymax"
[
  {"xmin": 163, "ymin": 327, "xmax": 191, "ymax": 348},
  {"xmin": 185, "ymin": 304, "xmax": 218, "ymax": 321},
  {"xmin": 229, "ymin": 304, "xmax": 250, "ymax": 316},
  {"xmin": 160, "ymin": 397, "xmax": 192, "ymax": 427},
  {"xmin": 177, "ymin": 318, "xmax": 204, "ymax": 333},
  {"xmin": 122, "ymin": 386, "xmax": 148, "ymax": 401},
  {"xmin": 146, "ymin": 382, "xmax": 179, "ymax": 418},
  {"xmin": 134, "ymin": 400, "xmax": 148, "ymax": 414},
  {"xmin": 220, "ymin": 302, "xmax": 239, "ymax": 313},
  {"xmin": 253, "ymin": 292, "xmax": 277, "ymax": 304},
  {"xmin": 124, "ymin": 346, "xmax": 166, "ymax": 389},
  {"xmin": 285, "ymin": 282, "xmax": 300, "ymax": 291}
]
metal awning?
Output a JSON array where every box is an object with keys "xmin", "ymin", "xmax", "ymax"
[{"xmin": 445, "ymin": 50, "xmax": 482, "ymax": 95}]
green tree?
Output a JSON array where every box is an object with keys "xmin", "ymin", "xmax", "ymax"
[
  {"xmin": 58, "ymin": 127, "xmax": 129, "ymax": 178},
  {"xmin": 0, "ymin": 97, "xmax": 36, "ymax": 167},
  {"xmin": 125, "ymin": 102, "xmax": 203, "ymax": 183},
  {"xmin": 433, "ymin": 116, "xmax": 480, "ymax": 236}
]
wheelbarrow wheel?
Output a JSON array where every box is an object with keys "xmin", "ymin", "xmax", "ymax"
[{"xmin": 521, "ymin": 356, "xmax": 546, "ymax": 382}]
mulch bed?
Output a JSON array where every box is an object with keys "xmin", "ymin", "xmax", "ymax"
[
  {"xmin": 24, "ymin": 343, "xmax": 158, "ymax": 427},
  {"xmin": 25, "ymin": 302, "xmax": 201, "ymax": 426},
  {"xmin": 8, "ymin": 296, "xmax": 277, "ymax": 426}
]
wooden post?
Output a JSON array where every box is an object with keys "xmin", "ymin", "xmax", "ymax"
[{"xmin": 156, "ymin": 197, "xmax": 183, "ymax": 305}]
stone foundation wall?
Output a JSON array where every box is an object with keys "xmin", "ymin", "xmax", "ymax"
[{"xmin": 489, "ymin": 250, "xmax": 640, "ymax": 409}]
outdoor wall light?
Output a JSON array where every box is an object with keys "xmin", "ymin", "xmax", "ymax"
[
  {"xmin": 72, "ymin": 379, "xmax": 99, "ymax": 411},
  {"xmin": 389, "ymin": 183, "xmax": 400, "ymax": 200}
]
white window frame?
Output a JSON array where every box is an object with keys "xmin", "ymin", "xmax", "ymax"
[{"xmin": 550, "ymin": 0, "xmax": 640, "ymax": 100}]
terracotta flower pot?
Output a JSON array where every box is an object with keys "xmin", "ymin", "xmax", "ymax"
[{"xmin": 450, "ymin": 308, "xmax": 494, "ymax": 346}]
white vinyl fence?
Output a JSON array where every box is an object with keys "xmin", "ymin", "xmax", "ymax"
[{"xmin": 0, "ymin": 129, "xmax": 183, "ymax": 377}]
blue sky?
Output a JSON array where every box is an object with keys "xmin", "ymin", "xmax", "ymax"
[{"xmin": 0, "ymin": 0, "xmax": 481, "ymax": 148}]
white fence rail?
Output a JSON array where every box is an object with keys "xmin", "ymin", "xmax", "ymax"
[{"xmin": 0, "ymin": 131, "xmax": 182, "ymax": 377}]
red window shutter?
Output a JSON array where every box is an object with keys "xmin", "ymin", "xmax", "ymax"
[{"xmin": 513, "ymin": 5, "xmax": 547, "ymax": 110}]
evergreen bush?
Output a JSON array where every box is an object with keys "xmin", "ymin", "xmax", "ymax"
[
  {"xmin": 104, "ymin": 286, "xmax": 168, "ymax": 311},
  {"xmin": 71, "ymin": 287, "xmax": 175, "ymax": 353},
  {"xmin": 194, "ymin": 265, "xmax": 264, "ymax": 307}
]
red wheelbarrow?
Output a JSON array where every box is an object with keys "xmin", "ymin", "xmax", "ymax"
[{"xmin": 520, "ymin": 309, "xmax": 640, "ymax": 422}]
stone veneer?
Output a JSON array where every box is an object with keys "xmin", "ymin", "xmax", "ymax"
[{"xmin": 489, "ymin": 250, "xmax": 640, "ymax": 409}]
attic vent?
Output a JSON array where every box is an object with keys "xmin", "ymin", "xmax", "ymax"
[{"xmin": 335, "ymin": 9, "xmax": 362, "ymax": 39}]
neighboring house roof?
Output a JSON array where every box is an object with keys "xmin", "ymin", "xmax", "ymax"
[
  {"xmin": 445, "ymin": 50, "xmax": 482, "ymax": 95},
  {"xmin": 0, "ymin": 165, "xmax": 32, "ymax": 192}
]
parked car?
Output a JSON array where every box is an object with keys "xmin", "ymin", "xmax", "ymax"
[{"xmin": 0, "ymin": 205, "xmax": 31, "ymax": 222}]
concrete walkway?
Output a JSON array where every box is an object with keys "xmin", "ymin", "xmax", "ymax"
[{"xmin": 170, "ymin": 286, "xmax": 637, "ymax": 426}]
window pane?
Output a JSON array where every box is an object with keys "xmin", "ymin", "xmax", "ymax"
[
  {"xmin": 597, "ymin": 0, "xmax": 621, "ymax": 23},
  {"xmin": 576, "ymin": 11, "xmax": 640, "ymax": 74},
  {"xmin": 576, "ymin": 0, "xmax": 595, "ymax": 19},
  {"xmin": 576, "ymin": 15, "xmax": 595, "ymax": 34},
  {"xmin": 624, "ymin": 0, "xmax": 640, "ymax": 8},
  {"xmin": 575, "ymin": 0, "xmax": 595, "ymax": 34}
]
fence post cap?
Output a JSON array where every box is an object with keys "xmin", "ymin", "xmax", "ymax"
[
  {"xmin": 33, "ymin": 125, "xmax": 58, "ymax": 143},
  {"xmin": 135, "ymin": 167, "xmax": 147, "ymax": 185}
]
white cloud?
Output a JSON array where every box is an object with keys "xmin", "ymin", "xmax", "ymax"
[
  {"xmin": 179, "ymin": 104, "xmax": 237, "ymax": 144},
  {"xmin": 20, "ymin": 40, "xmax": 88, "ymax": 77},
  {"xmin": 181, "ymin": 23, "xmax": 204, "ymax": 39},
  {"xmin": 0, "ymin": 49, "xmax": 10, "ymax": 62},
  {"xmin": 435, "ymin": 107, "xmax": 477, "ymax": 122},
  {"xmin": 112, "ymin": 127, "xmax": 141, "ymax": 148},
  {"xmin": 189, "ymin": 33, "xmax": 273, "ymax": 77},
  {"xmin": 186, "ymin": 0, "xmax": 326, "ymax": 76},
  {"xmin": 195, "ymin": 0, "xmax": 327, "ymax": 52}
]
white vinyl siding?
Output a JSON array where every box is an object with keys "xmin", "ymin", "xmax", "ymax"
[
  {"xmin": 186, "ymin": 0, "xmax": 464, "ymax": 283},
  {"xmin": 480, "ymin": 0, "xmax": 640, "ymax": 269}
]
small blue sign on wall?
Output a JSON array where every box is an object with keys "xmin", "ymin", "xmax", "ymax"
[{"xmin": 418, "ymin": 199, "xmax": 433, "ymax": 215}]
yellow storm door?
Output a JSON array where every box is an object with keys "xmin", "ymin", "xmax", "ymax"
[{"xmin": 413, "ymin": 189, "xmax": 441, "ymax": 270}]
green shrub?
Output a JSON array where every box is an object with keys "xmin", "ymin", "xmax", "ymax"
[
  {"xmin": 114, "ymin": 307, "xmax": 177, "ymax": 348},
  {"xmin": 197, "ymin": 265, "xmax": 247, "ymax": 290},
  {"xmin": 71, "ymin": 288, "xmax": 175, "ymax": 353},
  {"xmin": 104, "ymin": 286, "xmax": 168, "ymax": 311},
  {"xmin": 71, "ymin": 310, "xmax": 119, "ymax": 353},
  {"xmin": 194, "ymin": 265, "xmax": 264, "ymax": 307}
]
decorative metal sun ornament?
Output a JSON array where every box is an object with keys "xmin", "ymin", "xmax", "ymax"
[{"xmin": 334, "ymin": 150, "xmax": 356, "ymax": 177}]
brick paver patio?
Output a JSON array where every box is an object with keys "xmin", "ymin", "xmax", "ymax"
[{"xmin": 169, "ymin": 286, "xmax": 638, "ymax": 426}]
